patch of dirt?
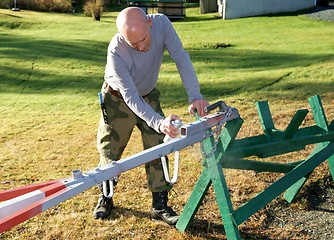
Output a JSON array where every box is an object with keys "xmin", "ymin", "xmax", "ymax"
[{"xmin": 266, "ymin": 175, "xmax": 334, "ymax": 239}]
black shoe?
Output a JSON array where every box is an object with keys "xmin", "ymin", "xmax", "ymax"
[
  {"xmin": 94, "ymin": 195, "xmax": 114, "ymax": 219},
  {"xmin": 151, "ymin": 206, "xmax": 179, "ymax": 225},
  {"xmin": 151, "ymin": 191, "xmax": 179, "ymax": 225}
]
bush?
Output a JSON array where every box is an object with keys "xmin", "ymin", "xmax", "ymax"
[
  {"xmin": 3, "ymin": 0, "xmax": 73, "ymax": 12},
  {"xmin": 83, "ymin": 0, "xmax": 104, "ymax": 20},
  {"xmin": 0, "ymin": 0, "xmax": 12, "ymax": 9}
]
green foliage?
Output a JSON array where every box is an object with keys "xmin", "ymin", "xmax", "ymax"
[
  {"xmin": 83, "ymin": 0, "xmax": 104, "ymax": 20},
  {"xmin": 0, "ymin": 0, "xmax": 12, "ymax": 9},
  {"xmin": 7, "ymin": 0, "xmax": 73, "ymax": 12}
]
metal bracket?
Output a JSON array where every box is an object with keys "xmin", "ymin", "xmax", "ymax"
[{"xmin": 161, "ymin": 152, "xmax": 179, "ymax": 185}]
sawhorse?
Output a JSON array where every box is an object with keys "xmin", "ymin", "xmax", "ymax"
[{"xmin": 176, "ymin": 95, "xmax": 334, "ymax": 239}]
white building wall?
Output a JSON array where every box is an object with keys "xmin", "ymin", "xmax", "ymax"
[{"xmin": 219, "ymin": 0, "xmax": 315, "ymax": 19}]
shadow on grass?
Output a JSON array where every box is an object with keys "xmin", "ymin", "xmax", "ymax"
[
  {"xmin": 178, "ymin": 15, "xmax": 222, "ymax": 22},
  {"xmin": 1, "ymin": 33, "xmax": 333, "ymax": 103},
  {"xmin": 107, "ymin": 206, "xmax": 151, "ymax": 220},
  {"xmin": 186, "ymin": 219, "xmax": 277, "ymax": 240},
  {"xmin": 292, "ymin": 174, "xmax": 334, "ymax": 212},
  {"xmin": 104, "ymin": 205, "xmax": 273, "ymax": 239},
  {"xmin": 0, "ymin": 34, "xmax": 107, "ymax": 94},
  {"xmin": 0, "ymin": 35, "xmax": 105, "ymax": 63}
]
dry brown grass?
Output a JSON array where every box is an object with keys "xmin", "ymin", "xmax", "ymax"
[{"xmin": 1, "ymin": 98, "xmax": 333, "ymax": 240}]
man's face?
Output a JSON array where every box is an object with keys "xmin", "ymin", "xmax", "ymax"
[{"xmin": 124, "ymin": 18, "xmax": 152, "ymax": 52}]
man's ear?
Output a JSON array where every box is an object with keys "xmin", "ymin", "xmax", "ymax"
[{"xmin": 147, "ymin": 16, "xmax": 152, "ymax": 28}]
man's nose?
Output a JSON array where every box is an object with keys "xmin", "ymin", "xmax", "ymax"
[{"xmin": 138, "ymin": 43, "xmax": 145, "ymax": 51}]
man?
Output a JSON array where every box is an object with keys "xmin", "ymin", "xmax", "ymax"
[{"xmin": 94, "ymin": 7, "xmax": 209, "ymax": 225}]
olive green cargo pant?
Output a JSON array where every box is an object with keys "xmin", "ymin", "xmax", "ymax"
[{"xmin": 97, "ymin": 84, "xmax": 172, "ymax": 192}]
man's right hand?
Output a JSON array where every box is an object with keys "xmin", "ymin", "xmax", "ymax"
[
  {"xmin": 188, "ymin": 99, "xmax": 209, "ymax": 117},
  {"xmin": 159, "ymin": 114, "xmax": 181, "ymax": 138}
]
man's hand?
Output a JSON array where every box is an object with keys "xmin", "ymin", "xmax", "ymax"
[
  {"xmin": 188, "ymin": 99, "xmax": 209, "ymax": 117},
  {"xmin": 159, "ymin": 114, "xmax": 180, "ymax": 138}
]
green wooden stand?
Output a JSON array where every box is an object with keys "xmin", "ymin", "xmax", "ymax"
[{"xmin": 176, "ymin": 95, "xmax": 334, "ymax": 239}]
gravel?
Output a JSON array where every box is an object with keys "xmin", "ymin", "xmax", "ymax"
[
  {"xmin": 267, "ymin": 175, "xmax": 334, "ymax": 239},
  {"xmin": 306, "ymin": 1, "xmax": 334, "ymax": 22}
]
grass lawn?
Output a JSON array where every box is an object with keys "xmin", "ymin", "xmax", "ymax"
[{"xmin": 0, "ymin": 6, "xmax": 334, "ymax": 239}]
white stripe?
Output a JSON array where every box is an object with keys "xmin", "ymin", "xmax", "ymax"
[{"xmin": 0, "ymin": 190, "xmax": 45, "ymax": 220}]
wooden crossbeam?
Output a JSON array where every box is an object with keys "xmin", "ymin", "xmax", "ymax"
[
  {"xmin": 284, "ymin": 95, "xmax": 333, "ymax": 202},
  {"xmin": 256, "ymin": 101, "xmax": 276, "ymax": 138},
  {"xmin": 176, "ymin": 118, "xmax": 243, "ymax": 238},
  {"xmin": 233, "ymin": 141, "xmax": 334, "ymax": 226},
  {"xmin": 176, "ymin": 95, "xmax": 334, "ymax": 239},
  {"xmin": 282, "ymin": 109, "xmax": 308, "ymax": 139}
]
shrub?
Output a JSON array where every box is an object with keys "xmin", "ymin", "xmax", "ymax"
[
  {"xmin": 5, "ymin": 0, "xmax": 73, "ymax": 12},
  {"xmin": 83, "ymin": 0, "xmax": 104, "ymax": 20},
  {"xmin": 0, "ymin": 0, "xmax": 12, "ymax": 9}
]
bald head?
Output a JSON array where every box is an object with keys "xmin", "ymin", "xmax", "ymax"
[
  {"xmin": 116, "ymin": 7, "xmax": 152, "ymax": 52},
  {"xmin": 116, "ymin": 7, "xmax": 147, "ymax": 31}
]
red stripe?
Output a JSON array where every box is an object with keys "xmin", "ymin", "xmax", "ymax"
[
  {"xmin": 0, "ymin": 181, "xmax": 68, "ymax": 233},
  {"xmin": 0, "ymin": 202, "xmax": 42, "ymax": 233},
  {"xmin": 0, "ymin": 180, "xmax": 59, "ymax": 201},
  {"xmin": 40, "ymin": 181, "xmax": 67, "ymax": 197}
]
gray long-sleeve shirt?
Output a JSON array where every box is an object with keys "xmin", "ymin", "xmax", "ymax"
[{"xmin": 104, "ymin": 14, "xmax": 203, "ymax": 133}]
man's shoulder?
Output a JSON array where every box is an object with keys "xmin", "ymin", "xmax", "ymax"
[
  {"xmin": 149, "ymin": 13, "xmax": 172, "ymax": 33},
  {"xmin": 149, "ymin": 13, "xmax": 169, "ymax": 22},
  {"xmin": 108, "ymin": 33, "xmax": 127, "ymax": 54}
]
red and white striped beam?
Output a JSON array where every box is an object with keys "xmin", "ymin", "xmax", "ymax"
[{"xmin": 0, "ymin": 110, "xmax": 234, "ymax": 233}]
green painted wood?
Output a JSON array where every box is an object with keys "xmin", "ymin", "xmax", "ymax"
[
  {"xmin": 327, "ymin": 154, "xmax": 334, "ymax": 181},
  {"xmin": 225, "ymin": 131, "xmax": 334, "ymax": 159},
  {"xmin": 177, "ymin": 118, "xmax": 243, "ymax": 236},
  {"xmin": 229, "ymin": 125, "xmax": 328, "ymax": 154},
  {"xmin": 232, "ymin": 141, "xmax": 334, "ymax": 225},
  {"xmin": 202, "ymin": 119, "xmax": 242, "ymax": 238},
  {"xmin": 201, "ymin": 118, "xmax": 243, "ymax": 168},
  {"xmin": 284, "ymin": 143, "xmax": 324, "ymax": 202},
  {"xmin": 282, "ymin": 109, "xmax": 309, "ymax": 139},
  {"xmin": 177, "ymin": 120, "xmax": 221, "ymax": 232},
  {"xmin": 284, "ymin": 95, "xmax": 331, "ymax": 202},
  {"xmin": 177, "ymin": 96, "xmax": 334, "ymax": 239},
  {"xmin": 330, "ymin": 120, "xmax": 334, "ymax": 131},
  {"xmin": 177, "ymin": 112, "xmax": 214, "ymax": 232},
  {"xmin": 259, "ymin": 145, "xmax": 305, "ymax": 158},
  {"xmin": 221, "ymin": 157, "xmax": 299, "ymax": 173},
  {"xmin": 256, "ymin": 101, "xmax": 275, "ymax": 136},
  {"xmin": 284, "ymin": 173, "xmax": 310, "ymax": 203},
  {"xmin": 219, "ymin": 118, "xmax": 244, "ymax": 152},
  {"xmin": 309, "ymin": 95, "xmax": 329, "ymax": 131},
  {"xmin": 309, "ymin": 95, "xmax": 334, "ymax": 179},
  {"xmin": 210, "ymin": 119, "xmax": 244, "ymax": 239},
  {"xmin": 176, "ymin": 168, "xmax": 212, "ymax": 232},
  {"xmin": 207, "ymin": 157, "xmax": 241, "ymax": 239}
]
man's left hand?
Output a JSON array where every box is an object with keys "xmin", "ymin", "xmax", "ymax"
[{"xmin": 188, "ymin": 99, "xmax": 209, "ymax": 117}]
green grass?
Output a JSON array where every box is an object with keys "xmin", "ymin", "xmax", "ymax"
[{"xmin": 0, "ymin": 7, "xmax": 334, "ymax": 240}]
